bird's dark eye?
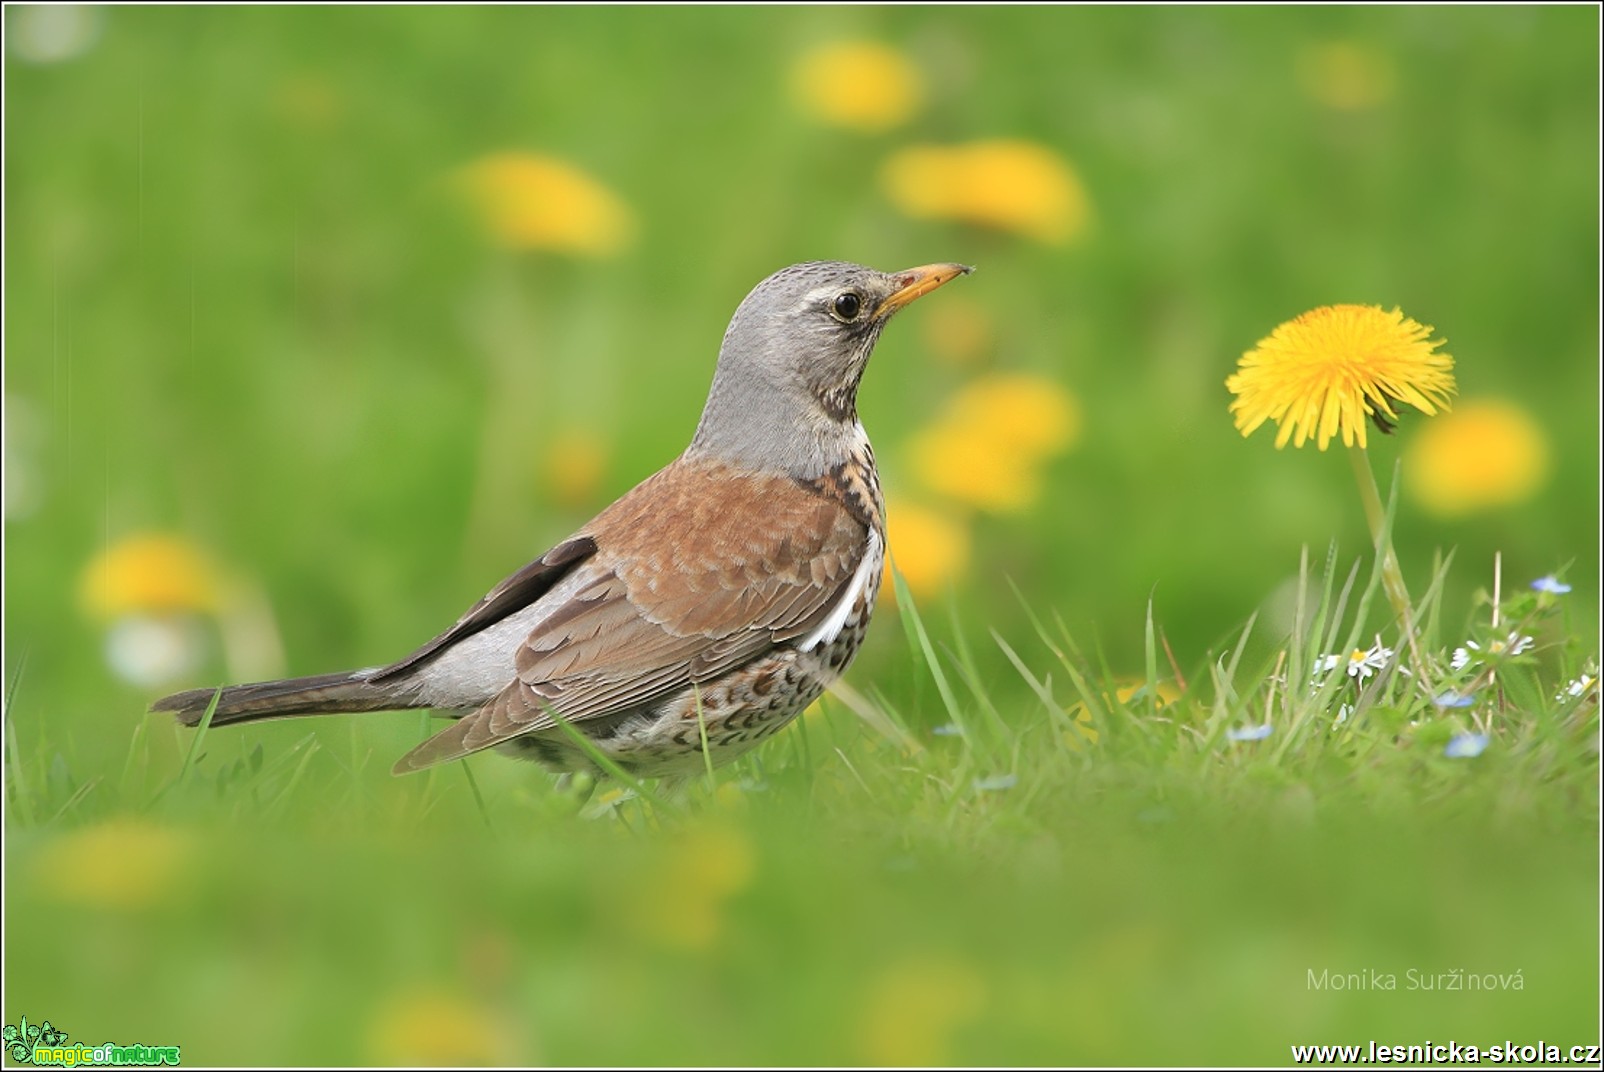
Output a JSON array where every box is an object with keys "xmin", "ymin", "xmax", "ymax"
[{"xmin": 831, "ymin": 292, "xmax": 862, "ymax": 321}]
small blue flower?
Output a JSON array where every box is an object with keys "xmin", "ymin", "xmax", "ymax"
[
  {"xmin": 1530, "ymin": 575, "xmax": 1572, "ymax": 595},
  {"xmin": 972, "ymin": 773, "xmax": 1018, "ymax": 792},
  {"xmin": 1432, "ymin": 690, "xmax": 1477, "ymax": 709},
  {"xmin": 1444, "ymin": 733, "xmax": 1489, "ymax": 758},
  {"xmin": 1227, "ymin": 723, "xmax": 1273, "ymax": 742}
]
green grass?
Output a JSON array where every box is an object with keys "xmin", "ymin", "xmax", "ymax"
[
  {"xmin": 5, "ymin": 547, "xmax": 1598, "ymax": 1064},
  {"xmin": 4, "ymin": 5, "xmax": 1599, "ymax": 1065}
]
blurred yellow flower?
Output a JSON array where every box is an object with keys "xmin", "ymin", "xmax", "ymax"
[
  {"xmin": 1227, "ymin": 305, "xmax": 1455, "ymax": 450},
  {"xmin": 1297, "ymin": 41, "xmax": 1397, "ymax": 111},
  {"xmin": 459, "ymin": 152, "xmax": 635, "ymax": 257},
  {"xmin": 944, "ymin": 373, "xmax": 1081, "ymax": 456},
  {"xmin": 714, "ymin": 780, "xmax": 748, "ymax": 811},
  {"xmin": 881, "ymin": 140, "xmax": 1088, "ymax": 245},
  {"xmin": 538, "ymin": 426, "xmax": 611, "ymax": 510},
  {"xmin": 791, "ymin": 40, "xmax": 923, "ymax": 133},
  {"xmin": 913, "ymin": 433, "xmax": 1036, "ymax": 513},
  {"xmin": 857, "ymin": 956, "xmax": 986, "ymax": 1065},
  {"xmin": 1403, "ymin": 398, "xmax": 1551, "ymax": 517},
  {"xmin": 885, "ymin": 498, "xmax": 971, "ymax": 601},
  {"xmin": 1065, "ymin": 683, "xmax": 1180, "ymax": 751},
  {"xmin": 34, "ymin": 820, "xmax": 193, "ymax": 910},
  {"xmin": 366, "ymin": 987, "xmax": 517, "ymax": 1066},
  {"xmin": 909, "ymin": 374, "xmax": 1080, "ymax": 513},
  {"xmin": 1061, "ymin": 704, "xmax": 1100, "ymax": 751},
  {"xmin": 79, "ymin": 534, "xmax": 222, "ymax": 619},
  {"xmin": 1064, "ymin": 680, "xmax": 1180, "ymax": 750},
  {"xmin": 623, "ymin": 826, "xmax": 755, "ymax": 952},
  {"xmin": 1115, "ymin": 679, "xmax": 1182, "ymax": 707}
]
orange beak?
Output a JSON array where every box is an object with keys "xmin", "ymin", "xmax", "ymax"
[{"xmin": 878, "ymin": 262, "xmax": 973, "ymax": 316}]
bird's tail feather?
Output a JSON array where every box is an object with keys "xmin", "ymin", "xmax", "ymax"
[{"xmin": 151, "ymin": 671, "xmax": 407, "ymax": 728}]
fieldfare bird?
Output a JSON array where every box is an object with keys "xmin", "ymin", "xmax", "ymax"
[{"xmin": 153, "ymin": 260, "xmax": 971, "ymax": 778}]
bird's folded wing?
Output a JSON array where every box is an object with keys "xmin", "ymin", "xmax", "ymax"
[
  {"xmin": 393, "ymin": 461, "xmax": 870, "ymax": 771},
  {"xmin": 371, "ymin": 535, "xmax": 599, "ymax": 683}
]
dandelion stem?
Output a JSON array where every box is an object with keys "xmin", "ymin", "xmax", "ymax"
[
  {"xmin": 1347, "ymin": 447, "xmax": 1411, "ymax": 617},
  {"xmin": 1347, "ymin": 447, "xmax": 1430, "ymax": 685}
]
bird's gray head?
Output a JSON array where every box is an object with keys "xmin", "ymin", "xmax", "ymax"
[{"xmin": 688, "ymin": 260, "xmax": 971, "ymax": 476}]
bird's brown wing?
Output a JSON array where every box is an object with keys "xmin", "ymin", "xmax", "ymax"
[{"xmin": 392, "ymin": 457, "xmax": 871, "ymax": 772}]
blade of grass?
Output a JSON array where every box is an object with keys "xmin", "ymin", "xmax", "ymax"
[
  {"xmin": 538, "ymin": 703, "xmax": 674, "ymax": 816},
  {"xmin": 5, "ymin": 716, "xmax": 36, "ymax": 828},
  {"xmin": 177, "ymin": 687, "xmax": 222, "ymax": 786},
  {"xmin": 992, "ymin": 629, "xmax": 1075, "ymax": 737},
  {"xmin": 693, "ymin": 685, "xmax": 718, "ymax": 790},
  {"xmin": 1143, "ymin": 592, "xmax": 1161, "ymax": 717},
  {"xmin": 945, "ymin": 599, "xmax": 1014, "ymax": 740},
  {"xmin": 826, "ymin": 678, "xmax": 922, "ymax": 756},
  {"xmin": 891, "ymin": 564, "xmax": 966, "ymax": 736},
  {"xmin": 263, "ymin": 734, "xmax": 323, "ymax": 817},
  {"xmin": 46, "ymin": 776, "xmax": 104, "ymax": 826},
  {"xmin": 4, "ymin": 650, "xmax": 35, "ymax": 827},
  {"xmin": 460, "ymin": 759, "xmax": 496, "ymax": 835}
]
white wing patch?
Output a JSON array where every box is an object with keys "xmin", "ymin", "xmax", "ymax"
[{"xmin": 798, "ymin": 529, "xmax": 881, "ymax": 653}]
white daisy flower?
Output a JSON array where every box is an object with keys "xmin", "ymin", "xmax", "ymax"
[
  {"xmin": 1452, "ymin": 633, "xmax": 1534, "ymax": 671},
  {"xmin": 1314, "ymin": 637, "xmax": 1394, "ymax": 682},
  {"xmin": 1558, "ymin": 672, "xmax": 1598, "ymax": 702}
]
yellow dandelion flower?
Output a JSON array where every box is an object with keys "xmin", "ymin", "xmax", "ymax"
[
  {"xmin": 1297, "ymin": 41, "xmax": 1397, "ymax": 112},
  {"xmin": 366, "ymin": 988, "xmax": 517, "ymax": 1066},
  {"xmin": 1226, "ymin": 305, "xmax": 1455, "ymax": 450},
  {"xmin": 909, "ymin": 431, "xmax": 1041, "ymax": 513},
  {"xmin": 908, "ymin": 374, "xmax": 1080, "ymax": 513},
  {"xmin": 791, "ymin": 40, "xmax": 923, "ymax": 133},
  {"xmin": 942, "ymin": 373, "xmax": 1081, "ymax": 456},
  {"xmin": 1402, "ymin": 398, "xmax": 1551, "ymax": 517},
  {"xmin": 458, "ymin": 152, "xmax": 634, "ymax": 258},
  {"xmin": 538, "ymin": 426, "xmax": 610, "ymax": 510},
  {"xmin": 881, "ymin": 140, "xmax": 1088, "ymax": 245},
  {"xmin": 1061, "ymin": 704, "xmax": 1100, "ymax": 751},
  {"xmin": 622, "ymin": 826, "xmax": 755, "ymax": 952},
  {"xmin": 856, "ymin": 956, "xmax": 986, "ymax": 1066},
  {"xmin": 885, "ymin": 498, "xmax": 971, "ymax": 600},
  {"xmin": 33, "ymin": 820, "xmax": 193, "ymax": 910},
  {"xmin": 1064, "ymin": 681, "xmax": 1179, "ymax": 751},
  {"xmin": 79, "ymin": 534, "xmax": 222, "ymax": 619}
]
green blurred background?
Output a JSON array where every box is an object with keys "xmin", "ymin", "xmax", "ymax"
[{"xmin": 5, "ymin": 5, "xmax": 1599, "ymax": 1065}]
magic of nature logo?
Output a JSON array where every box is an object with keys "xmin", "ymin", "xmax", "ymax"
[{"xmin": 3, "ymin": 1016, "xmax": 180, "ymax": 1067}]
